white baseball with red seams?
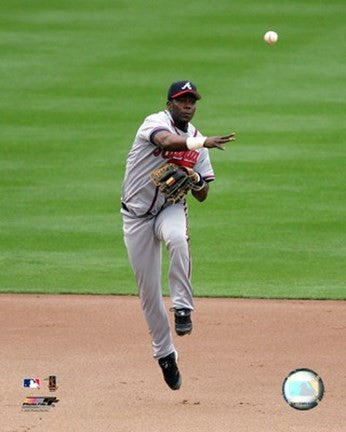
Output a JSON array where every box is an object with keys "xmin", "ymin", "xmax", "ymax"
[{"xmin": 264, "ymin": 31, "xmax": 278, "ymax": 45}]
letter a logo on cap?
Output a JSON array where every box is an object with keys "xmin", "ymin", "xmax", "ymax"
[
  {"xmin": 182, "ymin": 82, "xmax": 192, "ymax": 90},
  {"xmin": 167, "ymin": 80, "xmax": 201, "ymax": 100}
]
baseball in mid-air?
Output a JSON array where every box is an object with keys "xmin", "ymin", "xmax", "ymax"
[{"xmin": 264, "ymin": 31, "xmax": 278, "ymax": 45}]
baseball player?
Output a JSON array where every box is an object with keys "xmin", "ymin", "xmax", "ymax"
[{"xmin": 121, "ymin": 80, "xmax": 235, "ymax": 390}]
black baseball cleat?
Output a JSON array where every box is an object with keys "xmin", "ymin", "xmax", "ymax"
[
  {"xmin": 174, "ymin": 308, "xmax": 193, "ymax": 336},
  {"xmin": 158, "ymin": 352, "xmax": 182, "ymax": 390}
]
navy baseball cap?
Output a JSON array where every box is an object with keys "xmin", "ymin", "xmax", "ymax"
[{"xmin": 167, "ymin": 80, "xmax": 201, "ymax": 100}]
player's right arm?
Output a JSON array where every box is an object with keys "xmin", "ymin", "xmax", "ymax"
[{"xmin": 152, "ymin": 131, "xmax": 236, "ymax": 151}]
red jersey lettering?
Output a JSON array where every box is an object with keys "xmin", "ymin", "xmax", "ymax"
[{"xmin": 152, "ymin": 148, "xmax": 199, "ymax": 168}]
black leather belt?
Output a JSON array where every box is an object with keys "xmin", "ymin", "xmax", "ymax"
[
  {"xmin": 121, "ymin": 202, "xmax": 130, "ymax": 212},
  {"xmin": 121, "ymin": 201, "xmax": 159, "ymax": 218}
]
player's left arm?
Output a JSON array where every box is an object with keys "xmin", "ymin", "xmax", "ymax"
[
  {"xmin": 190, "ymin": 147, "xmax": 214, "ymax": 202},
  {"xmin": 182, "ymin": 166, "xmax": 210, "ymax": 202},
  {"xmin": 191, "ymin": 181, "xmax": 209, "ymax": 202}
]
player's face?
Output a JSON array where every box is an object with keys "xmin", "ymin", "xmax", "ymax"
[{"xmin": 167, "ymin": 94, "xmax": 197, "ymax": 125}]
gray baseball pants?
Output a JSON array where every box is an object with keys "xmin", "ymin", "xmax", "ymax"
[{"xmin": 122, "ymin": 202, "xmax": 194, "ymax": 359}]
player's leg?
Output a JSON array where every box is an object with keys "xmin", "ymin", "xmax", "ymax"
[
  {"xmin": 122, "ymin": 212, "xmax": 175, "ymax": 359},
  {"xmin": 154, "ymin": 202, "xmax": 194, "ymax": 335}
]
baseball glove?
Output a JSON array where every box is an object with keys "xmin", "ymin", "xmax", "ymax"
[{"xmin": 150, "ymin": 163, "xmax": 203, "ymax": 204}]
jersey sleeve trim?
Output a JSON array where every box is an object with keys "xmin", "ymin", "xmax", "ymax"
[
  {"xmin": 203, "ymin": 175, "xmax": 215, "ymax": 182},
  {"xmin": 149, "ymin": 127, "xmax": 171, "ymax": 145}
]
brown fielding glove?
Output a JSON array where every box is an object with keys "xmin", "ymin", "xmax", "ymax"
[{"xmin": 150, "ymin": 163, "xmax": 205, "ymax": 204}]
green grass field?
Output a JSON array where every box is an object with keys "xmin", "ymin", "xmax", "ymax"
[{"xmin": 1, "ymin": 0, "xmax": 345, "ymax": 299}]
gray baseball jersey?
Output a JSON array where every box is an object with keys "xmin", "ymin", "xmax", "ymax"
[{"xmin": 121, "ymin": 110, "xmax": 215, "ymax": 217}]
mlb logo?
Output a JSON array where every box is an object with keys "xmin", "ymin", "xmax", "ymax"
[{"xmin": 23, "ymin": 378, "xmax": 41, "ymax": 389}]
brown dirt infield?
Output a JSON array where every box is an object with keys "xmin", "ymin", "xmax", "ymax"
[{"xmin": 0, "ymin": 294, "xmax": 345, "ymax": 432}]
